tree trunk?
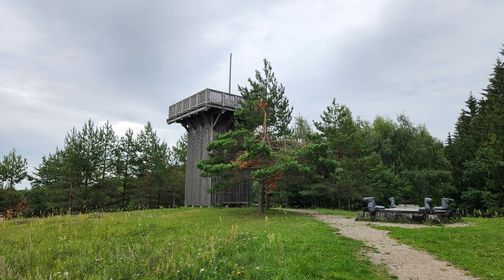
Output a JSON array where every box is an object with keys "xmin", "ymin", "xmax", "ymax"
[
  {"xmin": 122, "ymin": 178, "xmax": 127, "ymax": 209},
  {"xmin": 258, "ymin": 183, "xmax": 265, "ymax": 213},
  {"xmin": 143, "ymin": 174, "xmax": 149, "ymax": 208},
  {"xmin": 265, "ymin": 192, "xmax": 270, "ymax": 210},
  {"xmin": 69, "ymin": 180, "xmax": 74, "ymax": 211},
  {"xmin": 102, "ymin": 145, "xmax": 108, "ymax": 183},
  {"xmin": 84, "ymin": 177, "xmax": 89, "ymax": 211},
  {"xmin": 149, "ymin": 188, "xmax": 153, "ymax": 208}
]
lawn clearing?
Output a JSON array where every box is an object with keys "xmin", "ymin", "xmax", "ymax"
[
  {"xmin": 0, "ymin": 208, "xmax": 390, "ymax": 279},
  {"xmin": 381, "ymin": 217, "xmax": 504, "ymax": 280}
]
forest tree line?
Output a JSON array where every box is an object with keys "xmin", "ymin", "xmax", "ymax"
[
  {"xmin": 198, "ymin": 60, "xmax": 452, "ymax": 213},
  {"xmin": 199, "ymin": 47, "xmax": 504, "ymax": 214},
  {"xmin": 445, "ymin": 47, "xmax": 504, "ymax": 212},
  {"xmin": 1, "ymin": 47, "xmax": 503, "ymax": 217},
  {"xmin": 0, "ymin": 121, "xmax": 186, "ymax": 217}
]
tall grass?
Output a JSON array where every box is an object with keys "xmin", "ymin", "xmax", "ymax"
[{"xmin": 0, "ymin": 208, "xmax": 389, "ymax": 279}]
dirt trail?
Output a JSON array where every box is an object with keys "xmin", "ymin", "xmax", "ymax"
[
  {"xmin": 294, "ymin": 210, "xmax": 478, "ymax": 280},
  {"xmin": 361, "ymin": 220, "xmax": 474, "ymax": 229}
]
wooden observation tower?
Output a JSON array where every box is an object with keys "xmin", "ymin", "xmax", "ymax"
[{"xmin": 167, "ymin": 88, "xmax": 252, "ymax": 206}]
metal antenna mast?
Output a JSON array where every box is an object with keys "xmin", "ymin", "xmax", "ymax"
[
  {"xmin": 216, "ymin": 53, "xmax": 232, "ymax": 125},
  {"xmin": 228, "ymin": 53, "xmax": 232, "ymax": 94}
]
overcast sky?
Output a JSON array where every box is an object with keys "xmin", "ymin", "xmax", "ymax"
[{"xmin": 1, "ymin": 0, "xmax": 504, "ymax": 186}]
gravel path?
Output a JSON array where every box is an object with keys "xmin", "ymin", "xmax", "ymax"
[
  {"xmin": 360, "ymin": 220, "xmax": 474, "ymax": 229},
  {"xmin": 293, "ymin": 210, "xmax": 478, "ymax": 280}
]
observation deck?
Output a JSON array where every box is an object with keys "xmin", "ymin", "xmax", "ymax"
[{"xmin": 167, "ymin": 89, "xmax": 242, "ymax": 124}]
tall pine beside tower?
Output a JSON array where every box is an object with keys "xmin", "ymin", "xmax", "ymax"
[{"xmin": 198, "ymin": 59, "xmax": 293, "ymax": 213}]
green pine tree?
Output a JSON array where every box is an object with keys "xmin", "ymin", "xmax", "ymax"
[
  {"xmin": 114, "ymin": 128, "xmax": 140, "ymax": 209},
  {"xmin": 0, "ymin": 149, "xmax": 28, "ymax": 190},
  {"xmin": 199, "ymin": 59, "xmax": 293, "ymax": 213}
]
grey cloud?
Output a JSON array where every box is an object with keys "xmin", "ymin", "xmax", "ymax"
[
  {"xmin": 1, "ymin": 0, "xmax": 503, "ymax": 187},
  {"xmin": 286, "ymin": 0, "xmax": 504, "ymax": 139}
]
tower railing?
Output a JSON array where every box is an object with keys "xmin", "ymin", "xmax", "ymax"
[{"xmin": 168, "ymin": 89, "xmax": 242, "ymax": 121}]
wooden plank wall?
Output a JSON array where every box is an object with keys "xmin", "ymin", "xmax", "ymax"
[
  {"xmin": 182, "ymin": 109, "xmax": 252, "ymax": 206},
  {"xmin": 211, "ymin": 111, "xmax": 252, "ymax": 206}
]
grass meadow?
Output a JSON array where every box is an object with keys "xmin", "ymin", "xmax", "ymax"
[
  {"xmin": 0, "ymin": 208, "xmax": 390, "ymax": 280},
  {"xmin": 380, "ymin": 217, "xmax": 504, "ymax": 280}
]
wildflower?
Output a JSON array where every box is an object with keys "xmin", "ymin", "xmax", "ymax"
[{"xmin": 200, "ymin": 268, "xmax": 205, "ymax": 273}]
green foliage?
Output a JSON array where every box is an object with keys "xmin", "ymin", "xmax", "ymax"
[
  {"xmin": 235, "ymin": 59, "xmax": 293, "ymax": 138},
  {"xmin": 169, "ymin": 133, "xmax": 187, "ymax": 166},
  {"xmin": 24, "ymin": 120, "xmax": 186, "ymax": 216},
  {"xmin": 198, "ymin": 59, "xmax": 294, "ymax": 213},
  {"xmin": 281, "ymin": 99, "xmax": 452, "ymax": 209},
  {"xmin": 0, "ymin": 208, "xmax": 390, "ymax": 279},
  {"xmin": 446, "ymin": 46, "xmax": 504, "ymax": 211},
  {"xmin": 383, "ymin": 217, "xmax": 504, "ymax": 279},
  {"xmin": 0, "ymin": 149, "xmax": 28, "ymax": 214},
  {"xmin": 136, "ymin": 122, "xmax": 171, "ymax": 208},
  {"xmin": 0, "ymin": 149, "xmax": 28, "ymax": 190},
  {"xmin": 6, "ymin": 46, "xmax": 504, "ymax": 217},
  {"xmin": 292, "ymin": 115, "xmax": 313, "ymax": 144},
  {"xmin": 314, "ymin": 99, "xmax": 363, "ymax": 159},
  {"xmin": 114, "ymin": 128, "xmax": 139, "ymax": 209}
]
